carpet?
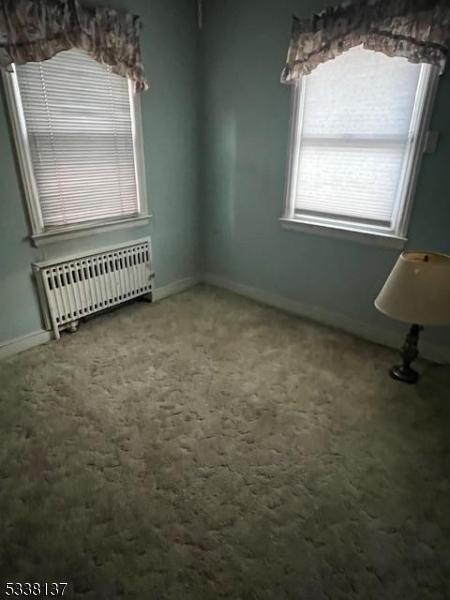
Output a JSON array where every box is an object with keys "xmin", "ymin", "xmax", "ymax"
[{"xmin": 0, "ymin": 284, "xmax": 449, "ymax": 599}]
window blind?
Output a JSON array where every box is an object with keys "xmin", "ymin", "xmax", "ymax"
[
  {"xmin": 294, "ymin": 45, "xmax": 423, "ymax": 227},
  {"xmin": 15, "ymin": 49, "xmax": 139, "ymax": 228}
]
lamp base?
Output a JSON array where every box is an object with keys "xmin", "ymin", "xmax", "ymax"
[
  {"xmin": 389, "ymin": 323, "xmax": 422, "ymax": 384},
  {"xmin": 389, "ymin": 364, "xmax": 419, "ymax": 384}
]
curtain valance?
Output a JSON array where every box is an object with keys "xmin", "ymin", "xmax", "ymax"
[
  {"xmin": 0, "ymin": 0, "xmax": 148, "ymax": 91},
  {"xmin": 281, "ymin": 0, "xmax": 450, "ymax": 84}
]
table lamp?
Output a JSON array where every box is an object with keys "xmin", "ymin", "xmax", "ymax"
[{"xmin": 375, "ymin": 251, "xmax": 450, "ymax": 383}]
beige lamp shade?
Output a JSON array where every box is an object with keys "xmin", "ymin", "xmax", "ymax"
[{"xmin": 375, "ymin": 252, "xmax": 450, "ymax": 325}]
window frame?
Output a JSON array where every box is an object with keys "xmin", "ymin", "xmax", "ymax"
[
  {"xmin": 281, "ymin": 55, "xmax": 440, "ymax": 248},
  {"xmin": 2, "ymin": 58, "xmax": 150, "ymax": 246}
]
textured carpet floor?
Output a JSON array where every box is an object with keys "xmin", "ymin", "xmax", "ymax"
[{"xmin": 0, "ymin": 284, "xmax": 449, "ymax": 600}]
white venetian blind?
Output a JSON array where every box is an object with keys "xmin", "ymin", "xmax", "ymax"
[
  {"xmin": 294, "ymin": 45, "xmax": 422, "ymax": 226},
  {"xmin": 15, "ymin": 49, "xmax": 139, "ymax": 228}
]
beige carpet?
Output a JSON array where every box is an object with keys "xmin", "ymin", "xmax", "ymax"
[{"xmin": 0, "ymin": 284, "xmax": 449, "ymax": 599}]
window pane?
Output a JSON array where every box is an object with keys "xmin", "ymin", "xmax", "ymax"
[
  {"xmin": 302, "ymin": 45, "xmax": 421, "ymax": 138},
  {"xmin": 295, "ymin": 142, "xmax": 406, "ymax": 223},
  {"xmin": 16, "ymin": 49, "xmax": 139, "ymax": 228},
  {"xmin": 293, "ymin": 45, "xmax": 423, "ymax": 229}
]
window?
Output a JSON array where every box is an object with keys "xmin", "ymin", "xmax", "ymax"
[
  {"xmin": 3, "ymin": 49, "xmax": 147, "ymax": 242},
  {"xmin": 283, "ymin": 45, "xmax": 438, "ymax": 244}
]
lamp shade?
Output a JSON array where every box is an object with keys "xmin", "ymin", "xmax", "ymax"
[{"xmin": 375, "ymin": 252, "xmax": 450, "ymax": 325}]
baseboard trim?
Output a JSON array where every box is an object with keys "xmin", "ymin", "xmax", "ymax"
[
  {"xmin": 0, "ymin": 276, "xmax": 201, "ymax": 360},
  {"xmin": 153, "ymin": 275, "xmax": 200, "ymax": 302},
  {"xmin": 0, "ymin": 329, "xmax": 52, "ymax": 361},
  {"xmin": 2, "ymin": 274, "xmax": 447, "ymax": 363},
  {"xmin": 202, "ymin": 272, "xmax": 450, "ymax": 364}
]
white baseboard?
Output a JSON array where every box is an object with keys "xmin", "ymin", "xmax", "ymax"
[
  {"xmin": 0, "ymin": 329, "xmax": 52, "ymax": 361},
  {"xmin": 202, "ymin": 272, "xmax": 450, "ymax": 364},
  {"xmin": 153, "ymin": 275, "xmax": 200, "ymax": 302},
  {"xmin": 0, "ymin": 276, "xmax": 200, "ymax": 360},
  {"xmin": 2, "ymin": 274, "xmax": 447, "ymax": 364}
]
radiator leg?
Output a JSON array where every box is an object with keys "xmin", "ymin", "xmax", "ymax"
[
  {"xmin": 50, "ymin": 315, "xmax": 60, "ymax": 340},
  {"xmin": 67, "ymin": 320, "xmax": 79, "ymax": 333}
]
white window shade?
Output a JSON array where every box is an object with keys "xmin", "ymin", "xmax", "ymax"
[
  {"xmin": 15, "ymin": 49, "xmax": 140, "ymax": 228},
  {"xmin": 287, "ymin": 45, "xmax": 435, "ymax": 237}
]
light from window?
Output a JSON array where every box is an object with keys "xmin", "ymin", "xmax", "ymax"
[
  {"xmin": 284, "ymin": 45, "xmax": 437, "ymax": 239},
  {"xmin": 14, "ymin": 49, "xmax": 141, "ymax": 230}
]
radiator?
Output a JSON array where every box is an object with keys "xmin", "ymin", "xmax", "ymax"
[{"xmin": 33, "ymin": 238, "xmax": 154, "ymax": 339}]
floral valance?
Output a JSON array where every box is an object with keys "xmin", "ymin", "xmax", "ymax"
[
  {"xmin": 0, "ymin": 0, "xmax": 148, "ymax": 91},
  {"xmin": 281, "ymin": 0, "xmax": 450, "ymax": 84}
]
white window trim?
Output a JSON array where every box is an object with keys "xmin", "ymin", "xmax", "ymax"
[
  {"xmin": 281, "ymin": 60, "xmax": 440, "ymax": 247},
  {"xmin": 2, "ymin": 64, "xmax": 150, "ymax": 247}
]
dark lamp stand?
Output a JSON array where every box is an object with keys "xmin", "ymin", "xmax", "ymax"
[{"xmin": 390, "ymin": 323, "xmax": 423, "ymax": 384}]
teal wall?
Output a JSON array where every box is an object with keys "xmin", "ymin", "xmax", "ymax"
[
  {"xmin": 1, "ymin": 0, "xmax": 449, "ymax": 352},
  {"xmin": 0, "ymin": 0, "xmax": 200, "ymax": 344},
  {"xmin": 201, "ymin": 0, "xmax": 450, "ymax": 349}
]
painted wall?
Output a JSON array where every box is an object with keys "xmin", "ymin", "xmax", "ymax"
[
  {"xmin": 0, "ymin": 0, "xmax": 200, "ymax": 344},
  {"xmin": 1, "ymin": 0, "xmax": 449, "ymax": 355},
  {"xmin": 201, "ymin": 0, "xmax": 450, "ymax": 352}
]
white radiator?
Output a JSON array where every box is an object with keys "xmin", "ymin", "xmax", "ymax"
[{"xmin": 33, "ymin": 238, "xmax": 154, "ymax": 339}]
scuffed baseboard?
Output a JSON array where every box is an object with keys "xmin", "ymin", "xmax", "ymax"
[
  {"xmin": 152, "ymin": 275, "xmax": 201, "ymax": 302},
  {"xmin": 202, "ymin": 272, "xmax": 450, "ymax": 364},
  {"xmin": 0, "ymin": 329, "xmax": 52, "ymax": 361}
]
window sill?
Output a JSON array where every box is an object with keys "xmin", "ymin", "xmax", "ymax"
[
  {"xmin": 31, "ymin": 214, "xmax": 152, "ymax": 247},
  {"xmin": 280, "ymin": 217, "xmax": 407, "ymax": 249}
]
